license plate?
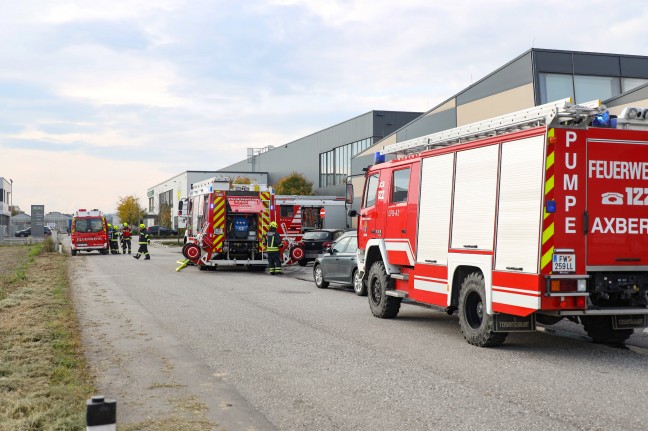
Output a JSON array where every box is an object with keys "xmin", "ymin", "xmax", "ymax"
[
  {"xmin": 77, "ymin": 243, "xmax": 87, "ymax": 247},
  {"xmin": 214, "ymin": 228, "xmax": 224, "ymax": 235},
  {"xmin": 552, "ymin": 254, "xmax": 575, "ymax": 272}
]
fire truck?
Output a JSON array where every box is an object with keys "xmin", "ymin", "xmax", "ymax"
[
  {"xmin": 274, "ymin": 195, "xmax": 348, "ymax": 264},
  {"xmin": 177, "ymin": 177, "xmax": 276, "ymax": 271},
  {"xmin": 70, "ymin": 209, "xmax": 109, "ymax": 255},
  {"xmin": 347, "ymin": 98, "xmax": 648, "ymax": 347}
]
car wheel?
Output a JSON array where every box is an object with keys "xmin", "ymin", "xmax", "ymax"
[
  {"xmin": 352, "ymin": 269, "xmax": 367, "ymax": 296},
  {"xmin": 313, "ymin": 264, "xmax": 329, "ymax": 289}
]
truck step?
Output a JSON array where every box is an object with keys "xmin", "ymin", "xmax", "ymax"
[
  {"xmin": 385, "ymin": 290, "xmax": 408, "ymax": 298},
  {"xmin": 390, "ymin": 273, "xmax": 409, "ymax": 281}
]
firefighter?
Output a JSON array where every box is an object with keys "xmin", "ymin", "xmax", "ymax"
[
  {"xmin": 264, "ymin": 221, "xmax": 282, "ymax": 275},
  {"xmin": 133, "ymin": 223, "xmax": 150, "ymax": 260},
  {"xmin": 106, "ymin": 224, "xmax": 115, "ymax": 254},
  {"xmin": 121, "ymin": 223, "xmax": 132, "ymax": 254},
  {"xmin": 110, "ymin": 224, "xmax": 120, "ymax": 254}
]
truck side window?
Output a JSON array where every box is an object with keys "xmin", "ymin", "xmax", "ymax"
[
  {"xmin": 363, "ymin": 174, "xmax": 379, "ymax": 208},
  {"xmin": 392, "ymin": 168, "xmax": 410, "ymax": 203}
]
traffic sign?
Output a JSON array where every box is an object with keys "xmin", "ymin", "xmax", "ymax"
[{"xmin": 319, "ymin": 208, "xmax": 326, "ymax": 218}]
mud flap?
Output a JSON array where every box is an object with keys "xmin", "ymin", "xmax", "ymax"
[
  {"xmin": 494, "ymin": 313, "xmax": 536, "ymax": 332},
  {"xmin": 612, "ymin": 315, "xmax": 648, "ymax": 330}
]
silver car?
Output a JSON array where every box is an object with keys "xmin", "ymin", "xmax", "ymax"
[{"xmin": 312, "ymin": 231, "xmax": 367, "ymax": 296}]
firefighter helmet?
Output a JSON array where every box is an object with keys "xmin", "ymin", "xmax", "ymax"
[
  {"xmin": 139, "ymin": 223, "xmax": 145, "ymax": 229},
  {"xmin": 123, "ymin": 223, "xmax": 128, "ymax": 227},
  {"xmin": 269, "ymin": 221, "xmax": 278, "ymax": 228}
]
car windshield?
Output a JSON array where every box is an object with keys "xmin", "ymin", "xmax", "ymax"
[
  {"xmin": 302, "ymin": 231, "xmax": 330, "ymax": 241},
  {"xmin": 74, "ymin": 218, "xmax": 104, "ymax": 233}
]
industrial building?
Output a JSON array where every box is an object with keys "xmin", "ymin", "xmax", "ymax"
[{"xmin": 146, "ymin": 48, "xmax": 648, "ymax": 228}]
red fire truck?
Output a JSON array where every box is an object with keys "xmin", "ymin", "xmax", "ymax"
[
  {"xmin": 70, "ymin": 209, "xmax": 109, "ymax": 255},
  {"xmin": 177, "ymin": 177, "xmax": 276, "ymax": 271},
  {"xmin": 347, "ymin": 98, "xmax": 648, "ymax": 346},
  {"xmin": 274, "ymin": 195, "xmax": 348, "ymax": 264}
]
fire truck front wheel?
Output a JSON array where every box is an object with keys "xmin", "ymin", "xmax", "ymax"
[
  {"xmin": 458, "ymin": 272, "xmax": 508, "ymax": 347},
  {"xmin": 367, "ymin": 261, "xmax": 401, "ymax": 319},
  {"xmin": 71, "ymin": 249, "xmax": 77, "ymax": 256},
  {"xmin": 580, "ymin": 316, "xmax": 633, "ymax": 346}
]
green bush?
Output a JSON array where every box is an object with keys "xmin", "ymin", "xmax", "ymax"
[{"xmin": 42, "ymin": 237, "xmax": 56, "ymax": 253}]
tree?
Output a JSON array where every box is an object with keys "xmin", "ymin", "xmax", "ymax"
[
  {"xmin": 232, "ymin": 176, "xmax": 251, "ymax": 185},
  {"xmin": 116, "ymin": 196, "xmax": 146, "ymax": 227},
  {"xmin": 10, "ymin": 205, "xmax": 23, "ymax": 216},
  {"xmin": 273, "ymin": 172, "xmax": 314, "ymax": 195},
  {"xmin": 159, "ymin": 202, "xmax": 172, "ymax": 228}
]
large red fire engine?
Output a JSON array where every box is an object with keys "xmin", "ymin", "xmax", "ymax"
[
  {"xmin": 348, "ymin": 98, "xmax": 648, "ymax": 347},
  {"xmin": 70, "ymin": 209, "xmax": 109, "ymax": 255},
  {"xmin": 177, "ymin": 177, "xmax": 276, "ymax": 271}
]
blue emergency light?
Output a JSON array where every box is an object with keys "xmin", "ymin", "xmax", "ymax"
[
  {"xmin": 546, "ymin": 200, "xmax": 556, "ymax": 213},
  {"xmin": 374, "ymin": 151, "xmax": 385, "ymax": 164}
]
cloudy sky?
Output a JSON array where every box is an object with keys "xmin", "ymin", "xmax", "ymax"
[{"xmin": 2, "ymin": 0, "xmax": 647, "ymax": 214}]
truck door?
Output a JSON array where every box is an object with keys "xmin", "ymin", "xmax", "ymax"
[
  {"xmin": 358, "ymin": 173, "xmax": 380, "ymax": 246},
  {"xmin": 586, "ymin": 136, "xmax": 648, "ymax": 266},
  {"xmin": 384, "ymin": 166, "xmax": 414, "ymax": 266}
]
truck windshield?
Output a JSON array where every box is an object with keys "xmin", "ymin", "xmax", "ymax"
[{"xmin": 74, "ymin": 218, "xmax": 104, "ymax": 233}]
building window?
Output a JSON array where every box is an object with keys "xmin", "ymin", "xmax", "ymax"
[
  {"xmin": 539, "ymin": 73, "xmax": 629, "ymax": 104},
  {"xmin": 148, "ymin": 197, "xmax": 154, "ymax": 212},
  {"xmin": 319, "ymin": 138, "xmax": 373, "ymax": 187},
  {"xmin": 574, "ymin": 75, "xmax": 620, "ymax": 103},
  {"xmin": 622, "ymin": 78, "xmax": 648, "ymax": 92},
  {"xmin": 539, "ymin": 73, "xmax": 574, "ymax": 104}
]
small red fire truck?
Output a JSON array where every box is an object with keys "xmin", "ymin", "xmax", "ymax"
[
  {"xmin": 348, "ymin": 98, "xmax": 648, "ymax": 346},
  {"xmin": 70, "ymin": 209, "xmax": 109, "ymax": 255}
]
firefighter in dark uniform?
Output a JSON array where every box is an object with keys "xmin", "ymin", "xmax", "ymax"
[
  {"xmin": 110, "ymin": 224, "xmax": 120, "ymax": 254},
  {"xmin": 264, "ymin": 221, "xmax": 282, "ymax": 275},
  {"xmin": 133, "ymin": 223, "xmax": 150, "ymax": 260},
  {"xmin": 121, "ymin": 222, "xmax": 132, "ymax": 254}
]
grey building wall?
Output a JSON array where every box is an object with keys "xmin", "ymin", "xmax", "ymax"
[
  {"xmin": 220, "ymin": 110, "xmax": 421, "ymax": 194},
  {"xmin": 605, "ymin": 82, "xmax": 648, "ymax": 115}
]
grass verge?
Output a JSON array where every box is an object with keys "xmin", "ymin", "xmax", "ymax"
[{"xmin": 0, "ymin": 244, "xmax": 96, "ymax": 430}]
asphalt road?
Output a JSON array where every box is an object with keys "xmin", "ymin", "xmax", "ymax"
[{"xmin": 68, "ymin": 239, "xmax": 648, "ymax": 431}]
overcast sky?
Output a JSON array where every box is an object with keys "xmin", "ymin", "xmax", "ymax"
[{"xmin": 2, "ymin": 0, "xmax": 647, "ymax": 214}]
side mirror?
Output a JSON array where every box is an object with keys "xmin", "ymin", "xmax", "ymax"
[
  {"xmin": 347, "ymin": 209, "xmax": 358, "ymax": 217},
  {"xmin": 345, "ymin": 184, "xmax": 354, "ymax": 205}
]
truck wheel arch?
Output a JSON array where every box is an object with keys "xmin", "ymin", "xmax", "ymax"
[{"xmin": 450, "ymin": 265, "xmax": 482, "ymax": 309}]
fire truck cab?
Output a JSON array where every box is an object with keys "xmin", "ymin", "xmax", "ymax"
[{"xmin": 349, "ymin": 99, "xmax": 648, "ymax": 347}]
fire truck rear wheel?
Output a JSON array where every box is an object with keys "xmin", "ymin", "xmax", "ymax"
[
  {"xmin": 581, "ymin": 316, "xmax": 633, "ymax": 346},
  {"xmin": 458, "ymin": 272, "xmax": 508, "ymax": 347},
  {"xmin": 367, "ymin": 261, "xmax": 401, "ymax": 318}
]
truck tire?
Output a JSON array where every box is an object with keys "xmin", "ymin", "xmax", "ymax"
[
  {"xmin": 353, "ymin": 269, "xmax": 367, "ymax": 296},
  {"xmin": 581, "ymin": 316, "xmax": 633, "ymax": 346},
  {"xmin": 458, "ymin": 272, "xmax": 507, "ymax": 347},
  {"xmin": 71, "ymin": 249, "xmax": 77, "ymax": 256},
  {"xmin": 313, "ymin": 264, "xmax": 329, "ymax": 289},
  {"xmin": 367, "ymin": 261, "xmax": 401, "ymax": 318}
]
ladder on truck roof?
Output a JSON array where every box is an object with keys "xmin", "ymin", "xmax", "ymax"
[{"xmin": 381, "ymin": 98, "xmax": 605, "ymax": 157}]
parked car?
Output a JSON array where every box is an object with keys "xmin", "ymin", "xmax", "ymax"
[
  {"xmin": 312, "ymin": 231, "xmax": 366, "ymax": 295},
  {"xmin": 147, "ymin": 225, "xmax": 178, "ymax": 236},
  {"xmin": 14, "ymin": 226, "xmax": 52, "ymax": 237},
  {"xmin": 291, "ymin": 228, "xmax": 346, "ymax": 266}
]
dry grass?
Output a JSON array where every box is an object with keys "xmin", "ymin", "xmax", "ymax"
[{"xmin": 0, "ymin": 243, "xmax": 96, "ymax": 430}]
